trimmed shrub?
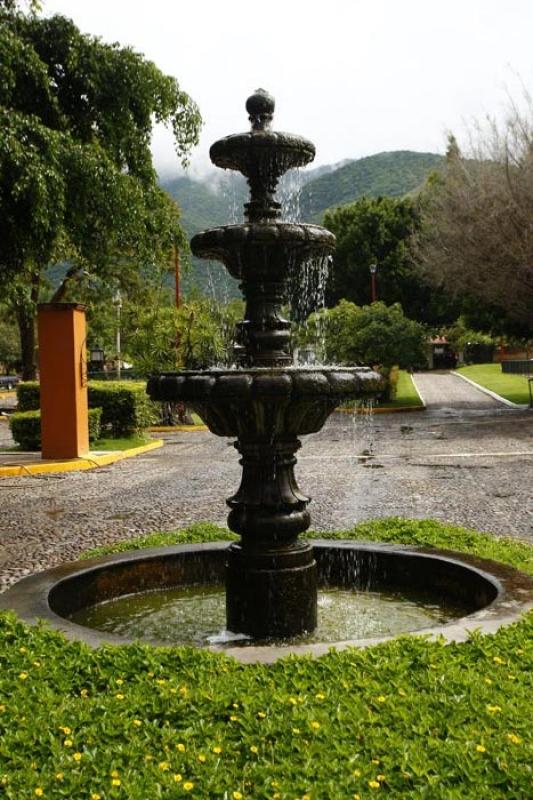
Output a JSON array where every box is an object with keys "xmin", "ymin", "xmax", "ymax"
[
  {"xmin": 9, "ymin": 408, "xmax": 103, "ymax": 451},
  {"xmin": 16, "ymin": 381, "xmax": 40, "ymax": 411},
  {"xmin": 9, "ymin": 410, "xmax": 41, "ymax": 450},
  {"xmin": 88, "ymin": 381, "xmax": 158, "ymax": 437}
]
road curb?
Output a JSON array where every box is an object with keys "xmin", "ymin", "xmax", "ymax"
[
  {"xmin": 148, "ymin": 425, "xmax": 207, "ymax": 432},
  {"xmin": 452, "ymin": 371, "xmax": 529, "ymax": 409},
  {"xmin": 0, "ymin": 439, "xmax": 164, "ymax": 479}
]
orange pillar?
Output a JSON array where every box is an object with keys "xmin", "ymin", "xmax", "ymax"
[{"xmin": 37, "ymin": 303, "xmax": 89, "ymax": 459}]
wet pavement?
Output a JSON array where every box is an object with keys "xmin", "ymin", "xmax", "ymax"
[
  {"xmin": 0, "ymin": 399, "xmax": 531, "ymax": 592},
  {"xmin": 413, "ymin": 371, "xmax": 503, "ymax": 410}
]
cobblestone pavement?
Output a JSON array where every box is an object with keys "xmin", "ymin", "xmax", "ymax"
[{"xmin": 0, "ymin": 403, "xmax": 531, "ymax": 591}]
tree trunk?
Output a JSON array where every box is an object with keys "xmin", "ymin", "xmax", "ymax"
[{"xmin": 16, "ymin": 273, "xmax": 41, "ymax": 381}]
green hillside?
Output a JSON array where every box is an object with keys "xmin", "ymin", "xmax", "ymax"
[{"xmin": 300, "ymin": 150, "xmax": 444, "ymax": 220}]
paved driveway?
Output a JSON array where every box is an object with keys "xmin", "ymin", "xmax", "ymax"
[
  {"xmin": 1, "ymin": 404, "xmax": 531, "ymax": 592},
  {"xmin": 413, "ymin": 371, "xmax": 502, "ymax": 410}
]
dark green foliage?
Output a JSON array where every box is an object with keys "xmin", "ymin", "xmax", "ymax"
[
  {"xmin": 88, "ymin": 381, "xmax": 158, "ymax": 437},
  {"xmin": 301, "ymin": 151, "xmax": 444, "ymax": 221},
  {"xmin": 0, "ymin": 518, "xmax": 531, "ymax": 799},
  {"xmin": 306, "ymin": 300, "xmax": 428, "ymax": 369},
  {"xmin": 15, "ymin": 381, "xmax": 40, "ymax": 411},
  {"xmin": 324, "ymin": 196, "xmax": 458, "ymax": 324},
  {"xmin": 8, "ymin": 407, "xmax": 103, "ymax": 450},
  {"xmin": 8, "ymin": 409, "xmax": 41, "ymax": 449}
]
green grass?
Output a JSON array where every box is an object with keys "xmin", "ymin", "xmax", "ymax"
[
  {"xmin": 1, "ymin": 519, "xmax": 532, "ymax": 798},
  {"xmin": 91, "ymin": 435, "xmax": 152, "ymax": 451},
  {"xmin": 457, "ymin": 363, "xmax": 531, "ymax": 405},
  {"xmin": 379, "ymin": 370, "xmax": 424, "ymax": 409}
]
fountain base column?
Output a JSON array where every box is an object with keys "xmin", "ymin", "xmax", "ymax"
[
  {"xmin": 225, "ymin": 437, "xmax": 317, "ymax": 638},
  {"xmin": 226, "ymin": 542, "xmax": 317, "ymax": 638}
]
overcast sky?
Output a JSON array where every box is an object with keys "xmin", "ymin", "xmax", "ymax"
[{"xmin": 45, "ymin": 0, "xmax": 533, "ymax": 178}]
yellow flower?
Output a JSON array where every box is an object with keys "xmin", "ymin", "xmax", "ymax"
[
  {"xmin": 19, "ymin": 646, "xmax": 28, "ymax": 653},
  {"xmin": 55, "ymin": 773, "xmax": 64, "ymax": 781},
  {"xmin": 398, "ymin": 688, "xmax": 406, "ymax": 696},
  {"xmin": 90, "ymin": 794, "xmax": 101, "ymax": 800},
  {"xmin": 179, "ymin": 686, "xmax": 188, "ymax": 696},
  {"xmin": 115, "ymin": 693, "xmax": 124, "ymax": 700},
  {"xmin": 158, "ymin": 761, "xmax": 170, "ymax": 771},
  {"xmin": 353, "ymin": 769, "xmax": 361, "ymax": 777},
  {"xmin": 257, "ymin": 711, "xmax": 266, "ymax": 718},
  {"xmin": 486, "ymin": 704, "xmax": 502, "ymax": 713},
  {"xmin": 484, "ymin": 677, "xmax": 492, "ymax": 685},
  {"xmin": 288, "ymin": 697, "xmax": 298, "ymax": 705},
  {"xmin": 476, "ymin": 744, "xmax": 486, "ymax": 753},
  {"xmin": 230, "ymin": 715, "xmax": 238, "ymax": 722},
  {"xmin": 111, "ymin": 778, "xmax": 121, "ymax": 786},
  {"xmin": 354, "ymin": 795, "xmax": 361, "ymax": 800},
  {"xmin": 371, "ymin": 758, "xmax": 380, "ymax": 765},
  {"xmin": 377, "ymin": 774, "xmax": 386, "ymax": 781},
  {"xmin": 116, "ymin": 679, "xmax": 124, "ymax": 685},
  {"xmin": 19, "ymin": 672, "xmax": 28, "ymax": 681},
  {"xmin": 183, "ymin": 782, "xmax": 194, "ymax": 791},
  {"xmin": 72, "ymin": 752, "xmax": 82, "ymax": 762},
  {"xmin": 310, "ymin": 721, "xmax": 320, "ymax": 730},
  {"xmin": 233, "ymin": 793, "xmax": 243, "ymax": 800},
  {"xmin": 59, "ymin": 726, "xmax": 72, "ymax": 735},
  {"xmin": 213, "ymin": 746, "xmax": 222, "ymax": 754},
  {"xmin": 507, "ymin": 733, "xmax": 521, "ymax": 744},
  {"xmin": 197, "ymin": 754, "xmax": 206, "ymax": 763},
  {"xmin": 0, "ymin": 705, "xmax": 5, "ymax": 712},
  {"xmin": 376, "ymin": 695, "xmax": 386, "ymax": 703},
  {"xmin": 173, "ymin": 774, "xmax": 182, "ymax": 782},
  {"xmin": 315, "ymin": 693, "xmax": 325, "ymax": 700},
  {"xmin": 111, "ymin": 771, "xmax": 120, "ymax": 778},
  {"xmin": 80, "ymin": 689, "xmax": 89, "ymax": 698},
  {"xmin": 292, "ymin": 728, "xmax": 301, "ymax": 735},
  {"xmin": 156, "ymin": 679, "xmax": 166, "ymax": 686},
  {"xmin": 63, "ymin": 739, "xmax": 73, "ymax": 748},
  {"xmin": 34, "ymin": 789, "xmax": 44, "ymax": 797},
  {"xmin": 516, "ymin": 648, "xmax": 524, "ymax": 655},
  {"xmin": 273, "ymin": 795, "xmax": 281, "ymax": 800},
  {"xmin": 250, "ymin": 745, "xmax": 259, "ymax": 754},
  {"xmin": 368, "ymin": 780, "xmax": 381, "ymax": 789},
  {"xmin": 493, "ymin": 656, "xmax": 504, "ymax": 665},
  {"xmin": 176, "ymin": 743, "xmax": 186, "ymax": 752},
  {"xmin": 144, "ymin": 755, "xmax": 153, "ymax": 761},
  {"xmin": 133, "ymin": 719, "xmax": 142, "ymax": 727},
  {"xmin": 33, "ymin": 661, "xmax": 41, "ymax": 667},
  {"xmin": 301, "ymin": 794, "xmax": 311, "ymax": 800}
]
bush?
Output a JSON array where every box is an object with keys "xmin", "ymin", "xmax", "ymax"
[
  {"xmin": 88, "ymin": 381, "xmax": 158, "ymax": 437},
  {"xmin": 8, "ymin": 410, "xmax": 41, "ymax": 449},
  {"xmin": 9, "ymin": 408, "xmax": 103, "ymax": 450},
  {"xmin": 16, "ymin": 381, "xmax": 40, "ymax": 411}
]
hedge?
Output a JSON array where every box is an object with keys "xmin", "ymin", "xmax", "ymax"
[
  {"xmin": 9, "ymin": 408, "xmax": 102, "ymax": 451},
  {"xmin": 16, "ymin": 381, "xmax": 157, "ymax": 438}
]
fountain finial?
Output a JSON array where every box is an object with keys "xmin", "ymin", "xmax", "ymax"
[{"xmin": 246, "ymin": 88, "xmax": 275, "ymax": 131}]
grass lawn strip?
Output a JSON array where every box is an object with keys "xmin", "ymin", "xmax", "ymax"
[
  {"xmin": 378, "ymin": 370, "xmax": 424, "ymax": 409},
  {"xmin": 0, "ymin": 518, "xmax": 531, "ymax": 799},
  {"xmin": 457, "ymin": 363, "xmax": 531, "ymax": 405}
]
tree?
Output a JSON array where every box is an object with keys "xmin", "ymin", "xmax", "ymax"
[
  {"xmin": 303, "ymin": 300, "xmax": 428, "ymax": 369},
  {"xmin": 0, "ymin": 3, "xmax": 201, "ymax": 377},
  {"xmin": 323, "ymin": 196, "xmax": 457, "ymax": 325},
  {"xmin": 415, "ymin": 106, "xmax": 533, "ymax": 337}
]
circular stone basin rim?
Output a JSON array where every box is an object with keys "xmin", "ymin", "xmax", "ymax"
[{"xmin": 1, "ymin": 540, "xmax": 532, "ymax": 664}]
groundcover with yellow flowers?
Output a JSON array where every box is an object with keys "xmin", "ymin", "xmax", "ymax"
[{"xmin": 0, "ymin": 519, "xmax": 531, "ymax": 799}]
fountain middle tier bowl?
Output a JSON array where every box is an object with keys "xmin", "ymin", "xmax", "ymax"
[
  {"xmin": 191, "ymin": 223, "xmax": 335, "ymax": 280},
  {"xmin": 209, "ymin": 130, "xmax": 316, "ymax": 179},
  {"xmin": 147, "ymin": 366, "xmax": 385, "ymax": 437}
]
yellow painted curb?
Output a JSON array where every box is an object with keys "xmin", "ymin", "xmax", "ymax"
[
  {"xmin": 0, "ymin": 439, "xmax": 163, "ymax": 479},
  {"xmin": 336, "ymin": 404, "xmax": 425, "ymax": 415},
  {"xmin": 148, "ymin": 425, "xmax": 207, "ymax": 432}
]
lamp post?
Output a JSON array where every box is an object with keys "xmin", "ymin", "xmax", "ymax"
[
  {"xmin": 113, "ymin": 290, "xmax": 122, "ymax": 380},
  {"xmin": 89, "ymin": 345, "xmax": 105, "ymax": 374},
  {"xmin": 369, "ymin": 262, "xmax": 377, "ymax": 303}
]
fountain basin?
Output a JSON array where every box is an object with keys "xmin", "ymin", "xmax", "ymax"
[
  {"xmin": 2, "ymin": 540, "xmax": 532, "ymax": 664},
  {"xmin": 147, "ymin": 366, "xmax": 385, "ymax": 437}
]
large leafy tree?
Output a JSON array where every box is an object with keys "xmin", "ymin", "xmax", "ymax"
[
  {"xmin": 0, "ymin": 2, "xmax": 201, "ymax": 377},
  {"xmin": 324, "ymin": 196, "xmax": 458, "ymax": 325}
]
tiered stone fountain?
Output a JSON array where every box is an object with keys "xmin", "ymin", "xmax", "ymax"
[{"xmin": 148, "ymin": 89, "xmax": 385, "ymax": 638}]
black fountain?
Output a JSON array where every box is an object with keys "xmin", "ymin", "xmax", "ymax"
[
  {"xmin": 147, "ymin": 89, "xmax": 384, "ymax": 639},
  {"xmin": 2, "ymin": 91, "xmax": 532, "ymax": 662}
]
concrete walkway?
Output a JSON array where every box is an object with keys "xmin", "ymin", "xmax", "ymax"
[{"xmin": 413, "ymin": 371, "xmax": 503, "ymax": 410}]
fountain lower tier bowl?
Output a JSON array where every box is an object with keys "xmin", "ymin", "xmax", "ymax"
[
  {"xmin": 147, "ymin": 367, "xmax": 385, "ymax": 437},
  {"xmin": 190, "ymin": 223, "xmax": 335, "ymax": 280},
  {"xmin": 2, "ymin": 541, "xmax": 532, "ymax": 664}
]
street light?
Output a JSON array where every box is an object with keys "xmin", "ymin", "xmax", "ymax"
[
  {"xmin": 113, "ymin": 290, "xmax": 122, "ymax": 380},
  {"xmin": 89, "ymin": 345, "xmax": 105, "ymax": 374},
  {"xmin": 369, "ymin": 262, "xmax": 377, "ymax": 303}
]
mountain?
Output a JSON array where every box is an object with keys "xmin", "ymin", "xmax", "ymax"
[{"xmin": 299, "ymin": 151, "xmax": 444, "ymax": 221}]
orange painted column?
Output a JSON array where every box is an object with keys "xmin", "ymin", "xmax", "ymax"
[{"xmin": 37, "ymin": 303, "xmax": 89, "ymax": 459}]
